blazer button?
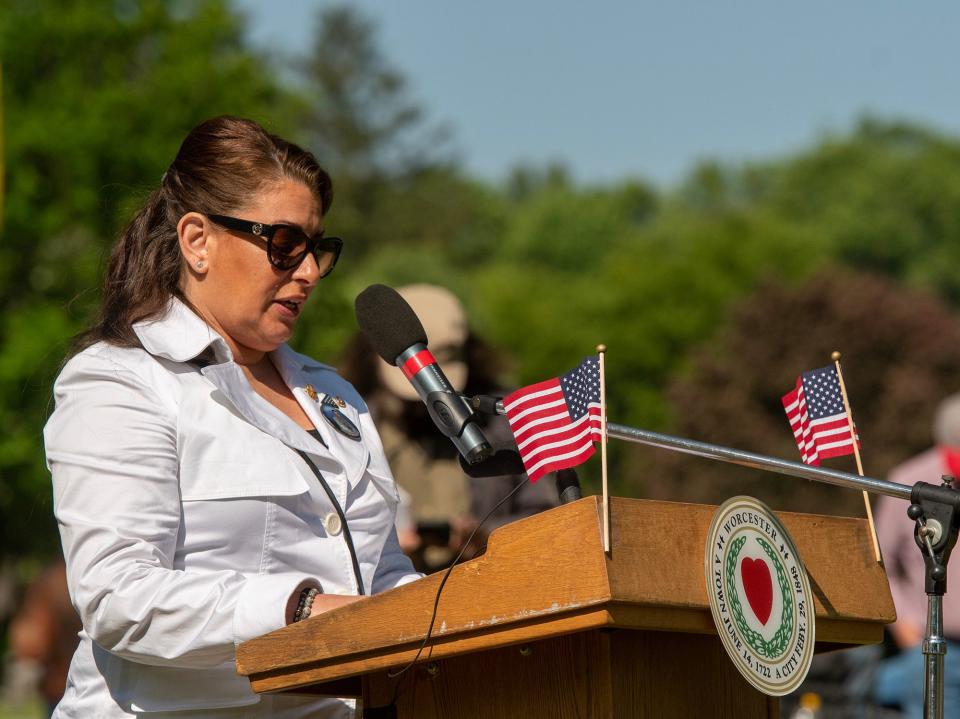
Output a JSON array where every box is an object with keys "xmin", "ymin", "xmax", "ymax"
[{"xmin": 324, "ymin": 512, "xmax": 343, "ymax": 536}]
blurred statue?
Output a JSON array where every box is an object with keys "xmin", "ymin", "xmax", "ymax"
[
  {"xmin": 341, "ymin": 284, "xmax": 557, "ymax": 571},
  {"xmin": 871, "ymin": 393, "xmax": 960, "ymax": 717}
]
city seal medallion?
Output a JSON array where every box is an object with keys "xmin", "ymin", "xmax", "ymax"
[{"xmin": 704, "ymin": 496, "xmax": 816, "ymax": 696}]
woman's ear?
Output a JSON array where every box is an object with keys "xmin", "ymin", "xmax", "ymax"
[{"xmin": 178, "ymin": 212, "xmax": 210, "ymax": 273}]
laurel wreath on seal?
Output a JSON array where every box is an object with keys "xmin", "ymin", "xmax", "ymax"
[{"xmin": 725, "ymin": 535, "xmax": 794, "ymax": 659}]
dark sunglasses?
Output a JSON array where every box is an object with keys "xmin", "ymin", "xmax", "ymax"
[{"xmin": 207, "ymin": 214, "xmax": 343, "ymax": 275}]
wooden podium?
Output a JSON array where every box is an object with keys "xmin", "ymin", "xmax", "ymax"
[{"xmin": 236, "ymin": 497, "xmax": 895, "ymax": 718}]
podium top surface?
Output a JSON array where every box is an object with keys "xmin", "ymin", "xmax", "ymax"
[{"xmin": 237, "ymin": 496, "xmax": 894, "ymax": 693}]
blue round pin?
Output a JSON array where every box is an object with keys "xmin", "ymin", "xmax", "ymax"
[{"xmin": 321, "ymin": 399, "xmax": 361, "ymax": 441}]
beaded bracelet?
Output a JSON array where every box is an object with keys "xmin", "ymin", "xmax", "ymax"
[{"xmin": 293, "ymin": 587, "xmax": 320, "ymax": 623}]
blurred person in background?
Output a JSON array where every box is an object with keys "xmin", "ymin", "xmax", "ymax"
[
  {"xmin": 43, "ymin": 116, "xmax": 420, "ymax": 718},
  {"xmin": 871, "ymin": 393, "xmax": 960, "ymax": 718},
  {"xmin": 340, "ymin": 284, "xmax": 558, "ymax": 572},
  {"xmin": 8, "ymin": 558, "xmax": 81, "ymax": 716}
]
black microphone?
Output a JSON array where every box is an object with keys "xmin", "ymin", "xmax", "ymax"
[
  {"xmin": 556, "ymin": 469, "xmax": 582, "ymax": 504},
  {"xmin": 355, "ymin": 284, "xmax": 493, "ymax": 464}
]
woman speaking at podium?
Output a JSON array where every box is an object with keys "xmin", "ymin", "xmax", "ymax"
[{"xmin": 43, "ymin": 116, "xmax": 420, "ymax": 718}]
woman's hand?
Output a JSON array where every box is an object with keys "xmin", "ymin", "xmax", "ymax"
[
  {"xmin": 286, "ymin": 587, "xmax": 364, "ymax": 625},
  {"xmin": 307, "ymin": 593, "xmax": 364, "ymax": 619}
]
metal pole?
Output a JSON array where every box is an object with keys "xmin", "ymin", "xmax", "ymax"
[
  {"xmin": 924, "ymin": 594, "xmax": 946, "ymax": 719},
  {"xmin": 605, "ymin": 421, "xmax": 913, "ymax": 501},
  {"xmin": 479, "ymin": 397, "xmax": 934, "ymax": 503}
]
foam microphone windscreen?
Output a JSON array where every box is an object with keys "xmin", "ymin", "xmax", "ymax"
[{"xmin": 355, "ymin": 284, "xmax": 428, "ymax": 363}]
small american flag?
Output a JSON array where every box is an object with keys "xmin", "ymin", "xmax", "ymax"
[
  {"xmin": 781, "ymin": 365, "xmax": 859, "ymax": 465},
  {"xmin": 503, "ymin": 356, "xmax": 603, "ymax": 482}
]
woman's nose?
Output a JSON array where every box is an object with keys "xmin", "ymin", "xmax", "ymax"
[{"xmin": 292, "ymin": 252, "xmax": 321, "ymax": 286}]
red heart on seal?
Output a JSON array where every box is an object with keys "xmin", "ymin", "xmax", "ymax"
[{"xmin": 740, "ymin": 557, "xmax": 773, "ymax": 626}]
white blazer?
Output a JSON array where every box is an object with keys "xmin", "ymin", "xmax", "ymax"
[{"xmin": 44, "ymin": 298, "xmax": 421, "ymax": 718}]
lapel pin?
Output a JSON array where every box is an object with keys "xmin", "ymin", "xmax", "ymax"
[
  {"xmin": 305, "ymin": 384, "xmax": 318, "ymax": 402},
  {"xmin": 334, "ymin": 396, "xmax": 346, "ymax": 408},
  {"xmin": 321, "ymin": 396, "xmax": 361, "ymax": 441}
]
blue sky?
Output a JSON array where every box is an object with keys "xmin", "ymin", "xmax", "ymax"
[{"xmin": 235, "ymin": 1, "xmax": 960, "ymax": 187}]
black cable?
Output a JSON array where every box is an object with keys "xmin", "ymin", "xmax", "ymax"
[
  {"xmin": 380, "ymin": 476, "xmax": 529, "ymax": 709},
  {"xmin": 295, "ymin": 449, "xmax": 366, "ymax": 595}
]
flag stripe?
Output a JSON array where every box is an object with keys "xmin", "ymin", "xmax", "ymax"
[
  {"xmin": 503, "ymin": 379, "xmax": 562, "ymax": 412},
  {"xmin": 516, "ymin": 405, "xmax": 602, "ymax": 451},
  {"xmin": 519, "ymin": 417, "xmax": 602, "ymax": 464},
  {"xmin": 508, "ymin": 398, "xmax": 568, "ymax": 426},
  {"xmin": 525, "ymin": 441, "xmax": 597, "ymax": 482},
  {"xmin": 527, "ymin": 446, "xmax": 597, "ymax": 483}
]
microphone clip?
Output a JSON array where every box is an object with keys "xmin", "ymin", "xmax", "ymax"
[{"xmin": 424, "ymin": 390, "xmax": 492, "ymax": 464}]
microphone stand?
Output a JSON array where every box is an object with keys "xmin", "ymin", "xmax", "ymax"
[
  {"xmin": 472, "ymin": 395, "xmax": 958, "ymax": 716},
  {"xmin": 605, "ymin": 422, "xmax": 959, "ymax": 719}
]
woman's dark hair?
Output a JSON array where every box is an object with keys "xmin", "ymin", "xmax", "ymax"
[{"xmin": 72, "ymin": 116, "xmax": 333, "ymax": 354}]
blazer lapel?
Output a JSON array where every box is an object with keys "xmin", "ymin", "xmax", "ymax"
[
  {"xmin": 134, "ymin": 299, "xmax": 361, "ymax": 494},
  {"xmin": 200, "ymin": 361, "xmax": 348, "ymax": 479},
  {"xmin": 270, "ymin": 347, "xmax": 371, "ymax": 491}
]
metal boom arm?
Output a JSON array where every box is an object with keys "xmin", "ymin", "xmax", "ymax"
[{"xmin": 605, "ymin": 421, "xmax": 915, "ymax": 501}]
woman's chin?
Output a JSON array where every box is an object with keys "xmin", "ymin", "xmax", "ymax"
[
  {"xmin": 265, "ymin": 322, "xmax": 296, "ymax": 348},
  {"xmin": 235, "ymin": 327, "xmax": 293, "ymax": 357}
]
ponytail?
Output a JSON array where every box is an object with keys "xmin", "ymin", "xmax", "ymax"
[{"xmin": 70, "ymin": 188, "xmax": 182, "ymax": 354}]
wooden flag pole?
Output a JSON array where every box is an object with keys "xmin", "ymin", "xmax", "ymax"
[
  {"xmin": 597, "ymin": 344, "xmax": 610, "ymax": 553},
  {"xmin": 831, "ymin": 351, "xmax": 882, "ymax": 563}
]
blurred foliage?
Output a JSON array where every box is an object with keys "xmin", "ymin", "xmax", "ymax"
[
  {"xmin": 634, "ymin": 271, "xmax": 960, "ymax": 514},
  {"xmin": 4, "ymin": 1, "xmax": 960, "ymax": 569},
  {"xmin": 0, "ymin": 0, "xmax": 295, "ymax": 560}
]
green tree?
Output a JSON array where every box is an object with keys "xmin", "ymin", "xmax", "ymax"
[
  {"xmin": 498, "ymin": 179, "xmax": 657, "ymax": 273},
  {"xmin": 675, "ymin": 120, "xmax": 960, "ymax": 303},
  {"xmin": 0, "ymin": 0, "xmax": 291, "ymax": 562}
]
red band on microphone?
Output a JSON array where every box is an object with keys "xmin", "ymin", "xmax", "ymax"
[{"xmin": 401, "ymin": 349, "xmax": 436, "ymax": 380}]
